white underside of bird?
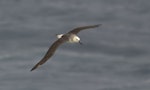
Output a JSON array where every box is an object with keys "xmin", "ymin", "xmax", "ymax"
[{"xmin": 56, "ymin": 34, "xmax": 80, "ymax": 43}]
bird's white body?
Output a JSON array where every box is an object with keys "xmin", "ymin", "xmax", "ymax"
[{"xmin": 56, "ymin": 34, "xmax": 80, "ymax": 43}]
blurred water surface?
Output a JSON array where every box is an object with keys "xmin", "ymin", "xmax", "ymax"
[{"xmin": 0, "ymin": 0, "xmax": 150, "ymax": 90}]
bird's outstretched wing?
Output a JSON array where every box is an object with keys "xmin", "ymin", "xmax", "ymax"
[
  {"xmin": 68, "ymin": 24, "xmax": 102, "ymax": 34},
  {"xmin": 31, "ymin": 36, "xmax": 67, "ymax": 71}
]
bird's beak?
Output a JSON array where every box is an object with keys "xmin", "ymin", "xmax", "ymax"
[{"xmin": 79, "ymin": 41, "xmax": 83, "ymax": 45}]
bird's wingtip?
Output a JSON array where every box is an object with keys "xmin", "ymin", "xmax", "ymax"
[
  {"xmin": 92, "ymin": 24, "xmax": 102, "ymax": 28},
  {"xmin": 30, "ymin": 64, "xmax": 39, "ymax": 71},
  {"xmin": 97, "ymin": 24, "xmax": 102, "ymax": 27},
  {"xmin": 30, "ymin": 67, "xmax": 35, "ymax": 72}
]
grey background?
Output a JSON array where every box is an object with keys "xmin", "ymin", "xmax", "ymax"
[{"xmin": 0, "ymin": 0, "xmax": 150, "ymax": 90}]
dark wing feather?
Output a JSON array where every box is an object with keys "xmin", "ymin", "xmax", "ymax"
[
  {"xmin": 68, "ymin": 24, "xmax": 102, "ymax": 34},
  {"xmin": 31, "ymin": 37, "xmax": 67, "ymax": 71}
]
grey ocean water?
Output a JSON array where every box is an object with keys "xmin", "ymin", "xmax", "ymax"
[{"xmin": 0, "ymin": 0, "xmax": 150, "ymax": 90}]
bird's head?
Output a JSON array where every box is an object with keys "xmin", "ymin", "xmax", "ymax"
[{"xmin": 73, "ymin": 36, "xmax": 82, "ymax": 45}]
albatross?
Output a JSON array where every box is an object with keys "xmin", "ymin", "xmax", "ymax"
[{"xmin": 31, "ymin": 24, "xmax": 102, "ymax": 71}]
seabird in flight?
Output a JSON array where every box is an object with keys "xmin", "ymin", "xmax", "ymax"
[{"xmin": 31, "ymin": 24, "xmax": 102, "ymax": 71}]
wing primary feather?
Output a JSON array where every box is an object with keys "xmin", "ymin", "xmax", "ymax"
[
  {"xmin": 68, "ymin": 24, "xmax": 102, "ymax": 34},
  {"xmin": 30, "ymin": 37, "xmax": 67, "ymax": 71}
]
